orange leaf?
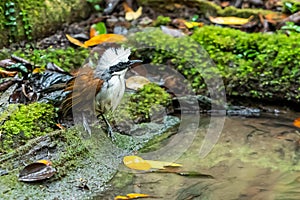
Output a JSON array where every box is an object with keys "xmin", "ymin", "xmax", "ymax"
[
  {"xmin": 264, "ymin": 13, "xmax": 287, "ymax": 24},
  {"xmin": 37, "ymin": 159, "xmax": 52, "ymax": 166},
  {"xmin": 209, "ymin": 16, "xmax": 253, "ymax": 25},
  {"xmin": 66, "ymin": 34, "xmax": 88, "ymax": 48},
  {"xmin": 126, "ymin": 193, "xmax": 150, "ymax": 198},
  {"xmin": 0, "ymin": 69, "xmax": 18, "ymax": 77},
  {"xmin": 293, "ymin": 118, "xmax": 300, "ymax": 128},
  {"xmin": 123, "ymin": 156, "xmax": 151, "ymax": 171},
  {"xmin": 123, "ymin": 2, "xmax": 133, "ymax": 12},
  {"xmin": 90, "ymin": 26, "xmax": 97, "ymax": 38},
  {"xmin": 84, "ymin": 34, "xmax": 127, "ymax": 47}
]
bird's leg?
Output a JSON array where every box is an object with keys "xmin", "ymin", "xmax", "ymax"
[{"xmin": 100, "ymin": 113, "xmax": 115, "ymax": 140}]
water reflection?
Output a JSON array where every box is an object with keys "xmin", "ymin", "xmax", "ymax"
[{"xmin": 99, "ymin": 112, "xmax": 300, "ymax": 200}]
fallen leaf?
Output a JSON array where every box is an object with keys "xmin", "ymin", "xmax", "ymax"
[
  {"xmin": 123, "ymin": 155, "xmax": 151, "ymax": 171},
  {"xmin": 115, "ymin": 196, "xmax": 130, "ymax": 200},
  {"xmin": 126, "ymin": 75, "xmax": 151, "ymax": 90},
  {"xmin": 127, "ymin": 193, "xmax": 150, "ymax": 198},
  {"xmin": 36, "ymin": 159, "xmax": 52, "ymax": 166},
  {"xmin": 115, "ymin": 193, "xmax": 151, "ymax": 200},
  {"xmin": 146, "ymin": 160, "xmax": 182, "ymax": 169},
  {"xmin": 66, "ymin": 34, "xmax": 88, "ymax": 48},
  {"xmin": 84, "ymin": 34, "xmax": 127, "ymax": 47},
  {"xmin": 209, "ymin": 16, "xmax": 254, "ymax": 25},
  {"xmin": 123, "ymin": 2, "xmax": 142, "ymax": 21},
  {"xmin": 19, "ymin": 161, "xmax": 56, "ymax": 182},
  {"xmin": 123, "ymin": 2, "xmax": 133, "ymax": 12},
  {"xmin": 293, "ymin": 118, "xmax": 300, "ymax": 128},
  {"xmin": 184, "ymin": 21, "xmax": 204, "ymax": 29},
  {"xmin": 0, "ymin": 69, "xmax": 17, "ymax": 77},
  {"xmin": 264, "ymin": 13, "xmax": 288, "ymax": 24}
]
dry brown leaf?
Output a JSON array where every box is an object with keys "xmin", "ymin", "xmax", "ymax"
[{"xmin": 209, "ymin": 16, "xmax": 253, "ymax": 25}]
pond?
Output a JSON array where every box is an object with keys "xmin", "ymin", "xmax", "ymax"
[{"xmin": 99, "ymin": 111, "xmax": 300, "ymax": 200}]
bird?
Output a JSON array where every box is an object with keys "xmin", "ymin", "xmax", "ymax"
[{"xmin": 61, "ymin": 47, "xmax": 142, "ymax": 137}]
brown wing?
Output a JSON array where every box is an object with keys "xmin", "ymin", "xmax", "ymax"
[{"xmin": 62, "ymin": 67, "xmax": 103, "ymax": 116}]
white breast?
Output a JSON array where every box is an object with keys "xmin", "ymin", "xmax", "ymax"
[{"xmin": 95, "ymin": 69, "xmax": 127, "ymax": 113}]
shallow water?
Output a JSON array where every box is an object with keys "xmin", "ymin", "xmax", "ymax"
[{"xmin": 98, "ymin": 111, "xmax": 300, "ymax": 200}]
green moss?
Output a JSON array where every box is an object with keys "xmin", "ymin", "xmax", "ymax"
[
  {"xmin": 0, "ymin": 102, "xmax": 56, "ymax": 152},
  {"xmin": 128, "ymin": 83, "xmax": 171, "ymax": 121},
  {"xmin": 153, "ymin": 15, "xmax": 171, "ymax": 26},
  {"xmin": 53, "ymin": 127, "xmax": 90, "ymax": 178},
  {"xmin": 191, "ymin": 26, "xmax": 300, "ymax": 101},
  {"xmin": 11, "ymin": 47, "xmax": 89, "ymax": 71},
  {"xmin": 128, "ymin": 26, "xmax": 300, "ymax": 103}
]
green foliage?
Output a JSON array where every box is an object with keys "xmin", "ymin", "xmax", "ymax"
[
  {"xmin": 283, "ymin": 0, "xmax": 300, "ymax": 13},
  {"xmin": 4, "ymin": 1, "xmax": 17, "ymax": 43},
  {"xmin": 128, "ymin": 83, "xmax": 171, "ymax": 120},
  {"xmin": 0, "ymin": 103, "xmax": 56, "ymax": 152},
  {"xmin": 281, "ymin": 22, "xmax": 300, "ymax": 35},
  {"xmin": 19, "ymin": 10, "xmax": 32, "ymax": 40},
  {"xmin": 191, "ymin": 26, "xmax": 300, "ymax": 101},
  {"xmin": 86, "ymin": 0, "xmax": 102, "ymax": 11},
  {"xmin": 128, "ymin": 26, "xmax": 300, "ymax": 102},
  {"xmin": 153, "ymin": 15, "xmax": 171, "ymax": 26},
  {"xmin": 13, "ymin": 47, "xmax": 89, "ymax": 71}
]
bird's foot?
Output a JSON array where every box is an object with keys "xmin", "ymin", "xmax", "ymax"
[{"xmin": 107, "ymin": 127, "xmax": 116, "ymax": 142}]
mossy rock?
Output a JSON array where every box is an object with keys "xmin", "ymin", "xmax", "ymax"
[
  {"xmin": 0, "ymin": 102, "xmax": 56, "ymax": 153},
  {"xmin": 127, "ymin": 26, "xmax": 300, "ymax": 104},
  {"xmin": 0, "ymin": 0, "xmax": 92, "ymax": 47}
]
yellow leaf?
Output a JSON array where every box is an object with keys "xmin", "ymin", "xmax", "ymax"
[
  {"xmin": 123, "ymin": 156, "xmax": 151, "ymax": 171},
  {"xmin": 32, "ymin": 67, "xmax": 43, "ymax": 74},
  {"xmin": 126, "ymin": 193, "xmax": 150, "ymax": 198},
  {"xmin": 209, "ymin": 16, "xmax": 253, "ymax": 25},
  {"xmin": 84, "ymin": 34, "xmax": 127, "ymax": 47},
  {"xmin": 66, "ymin": 34, "xmax": 88, "ymax": 48},
  {"xmin": 114, "ymin": 196, "xmax": 130, "ymax": 200},
  {"xmin": 125, "ymin": 6, "xmax": 143, "ymax": 21},
  {"xmin": 184, "ymin": 21, "xmax": 203, "ymax": 29},
  {"xmin": 146, "ymin": 160, "xmax": 182, "ymax": 169}
]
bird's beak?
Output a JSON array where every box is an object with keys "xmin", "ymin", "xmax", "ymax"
[{"xmin": 129, "ymin": 60, "xmax": 143, "ymax": 66}]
